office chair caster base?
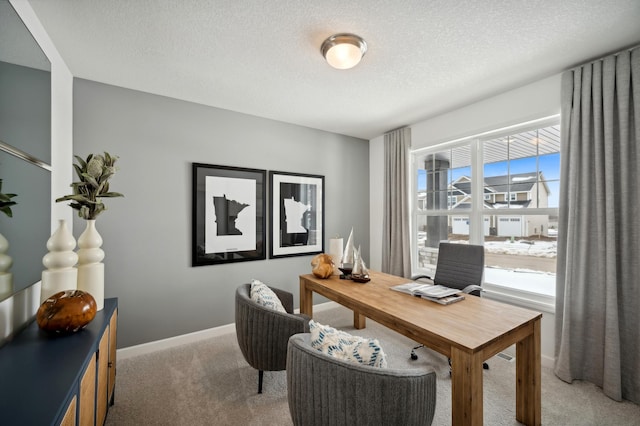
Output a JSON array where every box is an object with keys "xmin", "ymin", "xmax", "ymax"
[{"xmin": 410, "ymin": 344, "xmax": 423, "ymax": 360}]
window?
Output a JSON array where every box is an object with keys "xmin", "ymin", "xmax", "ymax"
[{"xmin": 412, "ymin": 118, "xmax": 560, "ymax": 301}]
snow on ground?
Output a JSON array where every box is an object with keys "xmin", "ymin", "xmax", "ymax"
[
  {"xmin": 485, "ymin": 267, "xmax": 555, "ymax": 297},
  {"xmin": 484, "ymin": 239, "xmax": 556, "ymax": 258},
  {"xmin": 482, "ymin": 239, "xmax": 556, "ymax": 296}
]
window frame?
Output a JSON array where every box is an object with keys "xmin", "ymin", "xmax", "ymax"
[{"xmin": 410, "ymin": 115, "xmax": 560, "ymax": 312}]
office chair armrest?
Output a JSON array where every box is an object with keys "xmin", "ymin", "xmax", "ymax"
[
  {"xmin": 411, "ymin": 274, "xmax": 433, "ymax": 282},
  {"xmin": 462, "ymin": 284, "xmax": 483, "ymax": 294}
]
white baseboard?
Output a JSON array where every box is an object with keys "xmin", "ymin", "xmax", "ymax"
[
  {"xmin": 542, "ymin": 354, "xmax": 555, "ymax": 369},
  {"xmin": 117, "ymin": 322, "xmax": 236, "ymax": 360},
  {"xmin": 117, "ymin": 301, "xmax": 340, "ymax": 360}
]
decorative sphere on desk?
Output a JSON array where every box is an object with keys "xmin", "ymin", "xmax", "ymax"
[
  {"xmin": 311, "ymin": 253, "xmax": 334, "ymax": 279},
  {"xmin": 37, "ymin": 290, "xmax": 97, "ymax": 334}
]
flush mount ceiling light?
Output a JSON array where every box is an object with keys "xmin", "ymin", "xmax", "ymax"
[{"xmin": 321, "ymin": 33, "xmax": 367, "ymax": 70}]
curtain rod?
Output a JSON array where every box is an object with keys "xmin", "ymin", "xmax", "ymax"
[
  {"xmin": 384, "ymin": 125, "xmax": 410, "ymax": 135},
  {"xmin": 583, "ymin": 43, "xmax": 639, "ymax": 65}
]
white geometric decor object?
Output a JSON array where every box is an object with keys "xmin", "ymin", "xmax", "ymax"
[
  {"xmin": 0, "ymin": 232, "xmax": 13, "ymax": 300},
  {"xmin": 341, "ymin": 227, "xmax": 355, "ymax": 268},
  {"xmin": 41, "ymin": 219, "xmax": 78, "ymax": 303},
  {"xmin": 76, "ymin": 219, "xmax": 105, "ymax": 310}
]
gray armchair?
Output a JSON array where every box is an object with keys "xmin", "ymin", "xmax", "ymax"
[
  {"xmin": 287, "ymin": 333, "xmax": 437, "ymax": 426},
  {"xmin": 235, "ymin": 283, "xmax": 310, "ymax": 393}
]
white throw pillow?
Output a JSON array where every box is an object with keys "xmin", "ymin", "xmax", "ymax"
[
  {"xmin": 309, "ymin": 320, "xmax": 388, "ymax": 368},
  {"xmin": 250, "ymin": 279, "xmax": 287, "ymax": 313}
]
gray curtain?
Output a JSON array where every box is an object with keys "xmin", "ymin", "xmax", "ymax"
[
  {"xmin": 382, "ymin": 127, "xmax": 412, "ymax": 278},
  {"xmin": 555, "ymin": 46, "xmax": 640, "ymax": 404}
]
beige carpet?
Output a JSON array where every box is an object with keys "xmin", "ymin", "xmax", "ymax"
[{"xmin": 105, "ymin": 305, "xmax": 640, "ymax": 425}]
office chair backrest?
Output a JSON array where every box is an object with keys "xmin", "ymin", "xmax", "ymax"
[{"xmin": 434, "ymin": 243, "xmax": 485, "ymax": 296}]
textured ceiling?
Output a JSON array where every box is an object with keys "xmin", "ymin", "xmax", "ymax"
[{"xmin": 23, "ymin": 0, "xmax": 640, "ymax": 140}]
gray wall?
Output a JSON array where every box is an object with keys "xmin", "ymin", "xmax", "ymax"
[{"xmin": 72, "ymin": 79, "xmax": 370, "ymax": 348}]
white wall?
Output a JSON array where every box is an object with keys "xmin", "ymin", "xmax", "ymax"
[
  {"xmin": 369, "ymin": 74, "xmax": 562, "ymax": 365},
  {"xmin": 410, "ymin": 75, "xmax": 561, "ymax": 150}
]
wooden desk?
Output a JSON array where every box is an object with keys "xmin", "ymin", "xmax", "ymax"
[{"xmin": 300, "ymin": 271, "xmax": 541, "ymax": 426}]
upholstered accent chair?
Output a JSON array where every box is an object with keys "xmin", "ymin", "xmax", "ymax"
[
  {"xmin": 235, "ymin": 283, "xmax": 310, "ymax": 393},
  {"xmin": 287, "ymin": 333, "xmax": 437, "ymax": 426}
]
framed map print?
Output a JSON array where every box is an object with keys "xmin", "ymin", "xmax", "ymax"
[
  {"xmin": 192, "ymin": 163, "xmax": 266, "ymax": 266},
  {"xmin": 269, "ymin": 171, "xmax": 324, "ymax": 258}
]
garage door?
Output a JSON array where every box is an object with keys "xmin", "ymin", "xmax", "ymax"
[
  {"xmin": 452, "ymin": 217, "xmax": 469, "ymax": 234},
  {"xmin": 498, "ymin": 216, "xmax": 522, "ymax": 236}
]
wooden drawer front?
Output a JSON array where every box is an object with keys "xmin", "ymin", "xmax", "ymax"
[
  {"xmin": 79, "ymin": 353, "xmax": 96, "ymax": 425},
  {"xmin": 97, "ymin": 326, "xmax": 109, "ymax": 425},
  {"xmin": 108, "ymin": 309, "xmax": 117, "ymax": 402},
  {"xmin": 59, "ymin": 396, "xmax": 76, "ymax": 426}
]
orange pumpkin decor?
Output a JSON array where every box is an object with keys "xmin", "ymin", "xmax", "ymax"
[
  {"xmin": 311, "ymin": 253, "xmax": 334, "ymax": 279},
  {"xmin": 36, "ymin": 290, "xmax": 97, "ymax": 334}
]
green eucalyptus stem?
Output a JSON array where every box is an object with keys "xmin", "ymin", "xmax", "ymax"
[
  {"xmin": 56, "ymin": 152, "xmax": 124, "ymax": 220},
  {"xmin": 0, "ymin": 179, "xmax": 18, "ymax": 218}
]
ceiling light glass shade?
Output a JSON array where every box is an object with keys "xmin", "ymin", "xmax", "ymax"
[{"xmin": 321, "ymin": 33, "xmax": 367, "ymax": 70}]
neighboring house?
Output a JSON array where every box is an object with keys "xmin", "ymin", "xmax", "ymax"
[{"xmin": 419, "ymin": 172, "xmax": 551, "ymax": 237}]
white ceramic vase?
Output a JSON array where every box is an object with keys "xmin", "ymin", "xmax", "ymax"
[
  {"xmin": 77, "ymin": 219, "xmax": 105, "ymax": 310},
  {"xmin": 329, "ymin": 237, "xmax": 343, "ymax": 275},
  {"xmin": 41, "ymin": 219, "xmax": 78, "ymax": 303},
  {"xmin": 0, "ymin": 232, "xmax": 13, "ymax": 300}
]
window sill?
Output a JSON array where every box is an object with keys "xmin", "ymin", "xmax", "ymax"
[{"xmin": 483, "ymin": 280, "xmax": 555, "ymax": 314}]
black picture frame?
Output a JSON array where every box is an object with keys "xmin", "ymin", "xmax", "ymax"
[
  {"xmin": 269, "ymin": 171, "xmax": 324, "ymax": 258},
  {"xmin": 192, "ymin": 163, "xmax": 266, "ymax": 266}
]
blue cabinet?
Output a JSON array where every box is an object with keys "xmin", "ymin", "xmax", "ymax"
[{"xmin": 0, "ymin": 298, "xmax": 118, "ymax": 425}]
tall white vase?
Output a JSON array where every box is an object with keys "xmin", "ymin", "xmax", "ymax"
[
  {"xmin": 41, "ymin": 219, "xmax": 78, "ymax": 303},
  {"xmin": 77, "ymin": 220, "xmax": 105, "ymax": 310},
  {"xmin": 329, "ymin": 237, "xmax": 343, "ymax": 276},
  {"xmin": 0, "ymin": 232, "xmax": 13, "ymax": 300}
]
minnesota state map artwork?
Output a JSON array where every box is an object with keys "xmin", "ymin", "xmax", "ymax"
[
  {"xmin": 205, "ymin": 176, "xmax": 256, "ymax": 253},
  {"xmin": 279, "ymin": 182, "xmax": 317, "ymax": 247},
  {"xmin": 213, "ymin": 194, "xmax": 249, "ymax": 235},
  {"xmin": 283, "ymin": 197, "xmax": 311, "ymax": 233}
]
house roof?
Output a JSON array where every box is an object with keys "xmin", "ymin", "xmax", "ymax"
[
  {"xmin": 451, "ymin": 172, "xmax": 549, "ymax": 195},
  {"xmin": 451, "ymin": 199, "xmax": 532, "ymax": 210}
]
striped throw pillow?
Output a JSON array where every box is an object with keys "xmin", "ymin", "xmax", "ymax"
[
  {"xmin": 250, "ymin": 279, "xmax": 287, "ymax": 313},
  {"xmin": 309, "ymin": 320, "xmax": 387, "ymax": 368}
]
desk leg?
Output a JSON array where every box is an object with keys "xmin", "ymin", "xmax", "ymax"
[
  {"xmin": 353, "ymin": 311, "xmax": 366, "ymax": 329},
  {"xmin": 451, "ymin": 347, "xmax": 483, "ymax": 426},
  {"xmin": 516, "ymin": 318, "xmax": 541, "ymax": 426},
  {"xmin": 299, "ymin": 280, "xmax": 313, "ymax": 317}
]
